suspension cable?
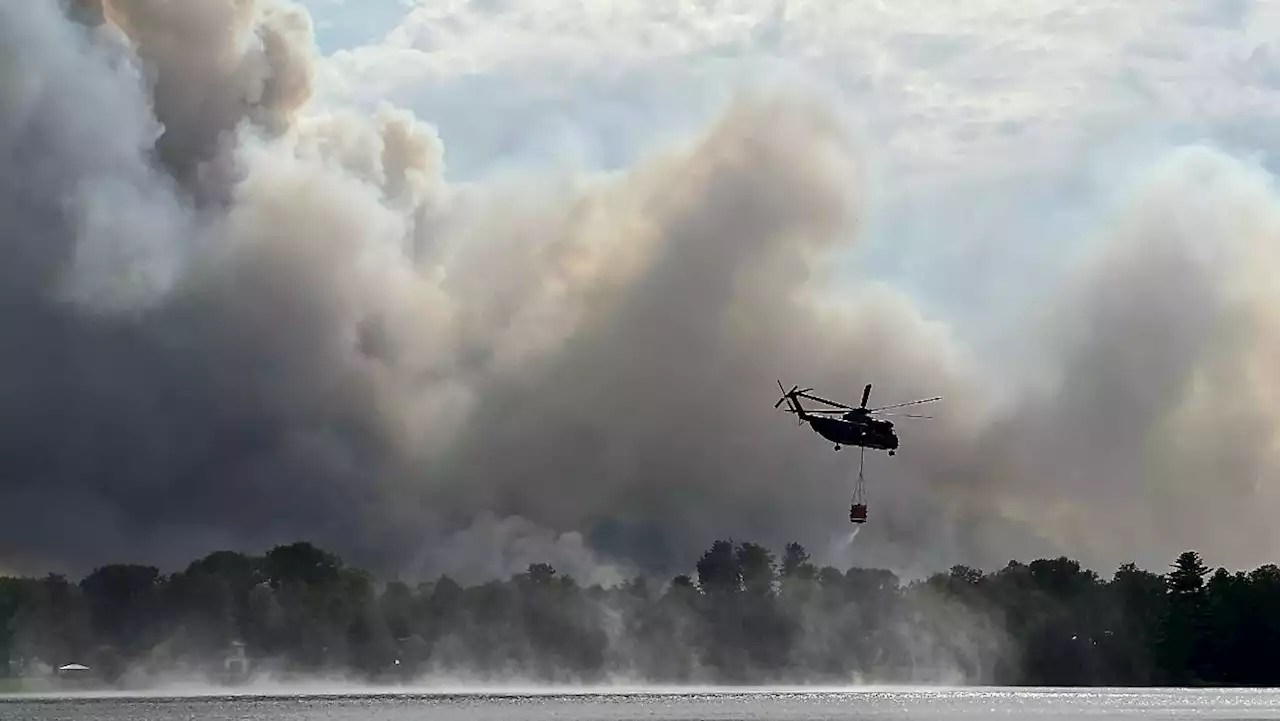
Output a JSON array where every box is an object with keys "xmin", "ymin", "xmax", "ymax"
[{"xmin": 854, "ymin": 446, "xmax": 866, "ymax": 505}]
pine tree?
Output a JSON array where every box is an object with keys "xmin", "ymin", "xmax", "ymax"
[{"xmin": 1157, "ymin": 550, "xmax": 1211, "ymax": 684}]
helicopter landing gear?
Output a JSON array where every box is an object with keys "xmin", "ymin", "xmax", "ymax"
[
  {"xmin": 889, "ymin": 450, "xmax": 895, "ymax": 457},
  {"xmin": 834, "ymin": 444, "xmax": 841, "ymax": 451}
]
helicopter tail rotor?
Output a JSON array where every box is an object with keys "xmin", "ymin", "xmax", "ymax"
[
  {"xmin": 774, "ymin": 380, "xmax": 798, "ymax": 409},
  {"xmin": 774, "ymin": 380, "xmax": 812, "ymax": 425}
]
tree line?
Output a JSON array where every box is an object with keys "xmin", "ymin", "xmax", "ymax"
[{"xmin": 1, "ymin": 540, "xmax": 1276, "ymax": 687}]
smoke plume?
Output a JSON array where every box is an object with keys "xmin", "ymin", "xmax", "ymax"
[{"xmin": 2, "ymin": 0, "xmax": 1280, "ymax": 583}]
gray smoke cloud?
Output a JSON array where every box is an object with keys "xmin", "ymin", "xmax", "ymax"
[{"xmin": 2, "ymin": 0, "xmax": 1279, "ymax": 583}]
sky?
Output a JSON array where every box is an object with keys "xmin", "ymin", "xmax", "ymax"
[{"xmin": 4, "ymin": 0, "xmax": 1280, "ymax": 585}]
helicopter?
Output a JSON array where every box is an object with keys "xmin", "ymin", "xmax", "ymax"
[{"xmin": 773, "ymin": 380, "xmax": 940, "ymax": 455}]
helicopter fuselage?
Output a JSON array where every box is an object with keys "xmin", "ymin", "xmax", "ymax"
[{"xmin": 807, "ymin": 415, "xmax": 899, "ymax": 453}]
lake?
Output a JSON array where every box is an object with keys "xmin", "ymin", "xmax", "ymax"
[{"xmin": 2, "ymin": 687, "xmax": 1278, "ymax": 720}]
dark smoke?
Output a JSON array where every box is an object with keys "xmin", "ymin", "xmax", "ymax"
[{"xmin": 2, "ymin": 0, "xmax": 1279, "ymax": 583}]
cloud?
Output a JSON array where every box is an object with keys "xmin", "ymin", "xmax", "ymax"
[
  {"xmin": 4, "ymin": 0, "xmax": 1280, "ymax": 586},
  {"xmin": 314, "ymin": 0, "xmax": 1280, "ymax": 350},
  {"xmin": 320, "ymin": 1, "xmax": 1280, "ymax": 176}
]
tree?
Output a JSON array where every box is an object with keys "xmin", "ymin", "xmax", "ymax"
[
  {"xmin": 1158, "ymin": 550, "xmax": 1212, "ymax": 683},
  {"xmin": 264, "ymin": 542, "xmax": 342, "ymax": 589},
  {"xmin": 523, "ymin": 563, "xmax": 557, "ymax": 587},
  {"xmin": 1105, "ymin": 561, "xmax": 1166, "ymax": 684},
  {"xmin": 736, "ymin": 543, "xmax": 776, "ymax": 597},
  {"xmin": 1168, "ymin": 551, "xmax": 1210, "ymax": 596},
  {"xmin": 696, "ymin": 540, "xmax": 740, "ymax": 597},
  {"xmin": 80, "ymin": 564, "xmax": 163, "ymax": 656},
  {"xmin": 379, "ymin": 580, "xmax": 414, "ymax": 641},
  {"xmin": 950, "ymin": 564, "xmax": 985, "ymax": 587},
  {"xmin": 780, "ymin": 542, "xmax": 815, "ymax": 580}
]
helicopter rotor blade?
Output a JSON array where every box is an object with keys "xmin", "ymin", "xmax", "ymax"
[
  {"xmin": 869, "ymin": 396, "xmax": 942, "ymax": 412},
  {"xmin": 780, "ymin": 406, "xmax": 844, "ymax": 414},
  {"xmin": 861, "ymin": 383, "xmax": 872, "ymax": 409},
  {"xmin": 873, "ymin": 412, "xmax": 933, "ymax": 419},
  {"xmin": 795, "ymin": 391, "xmax": 854, "ymax": 410}
]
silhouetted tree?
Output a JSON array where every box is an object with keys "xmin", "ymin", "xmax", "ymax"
[
  {"xmin": 780, "ymin": 542, "xmax": 813, "ymax": 579},
  {"xmin": 80, "ymin": 564, "xmax": 164, "ymax": 658},
  {"xmin": 1104, "ymin": 561, "xmax": 1166, "ymax": 684},
  {"xmin": 696, "ymin": 540, "xmax": 740, "ymax": 597},
  {"xmin": 1158, "ymin": 550, "xmax": 1211, "ymax": 684}
]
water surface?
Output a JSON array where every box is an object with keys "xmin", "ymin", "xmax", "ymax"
[{"xmin": 3, "ymin": 687, "xmax": 1278, "ymax": 720}]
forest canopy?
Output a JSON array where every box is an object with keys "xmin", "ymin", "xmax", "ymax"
[{"xmin": 1, "ymin": 540, "xmax": 1275, "ymax": 688}]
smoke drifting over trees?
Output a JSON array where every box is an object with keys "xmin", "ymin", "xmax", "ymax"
[
  {"xmin": 4, "ymin": 0, "xmax": 1280, "ymax": 588},
  {"xmin": 4, "ymin": 540, "xmax": 1277, "ymax": 688}
]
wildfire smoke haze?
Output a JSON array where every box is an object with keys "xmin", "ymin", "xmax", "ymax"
[{"xmin": 2, "ymin": 0, "xmax": 1280, "ymax": 585}]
